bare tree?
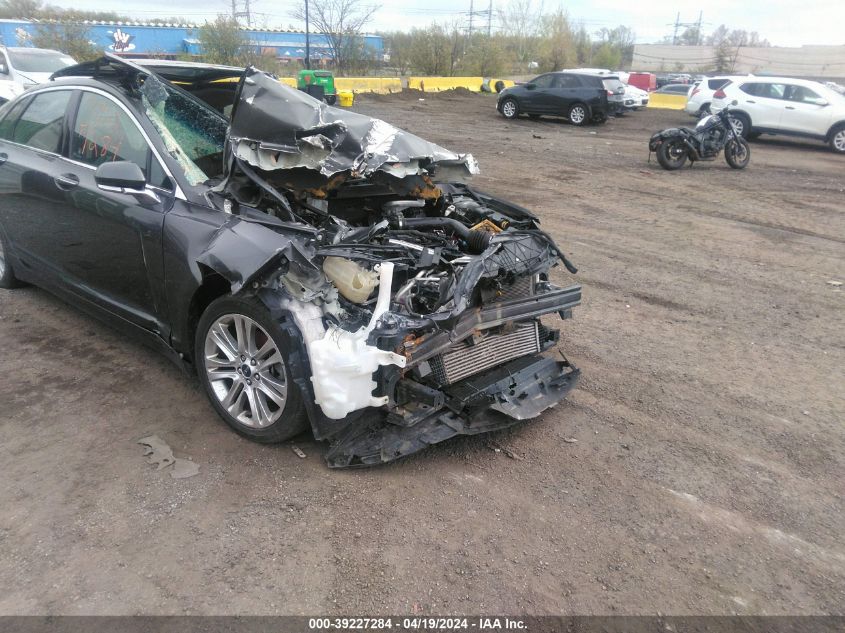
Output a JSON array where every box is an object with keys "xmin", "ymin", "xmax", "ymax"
[
  {"xmin": 291, "ymin": 0, "xmax": 379, "ymax": 73},
  {"xmin": 497, "ymin": 0, "xmax": 543, "ymax": 67}
]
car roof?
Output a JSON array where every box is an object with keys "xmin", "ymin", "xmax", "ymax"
[
  {"xmin": 131, "ymin": 59, "xmax": 243, "ymax": 72},
  {"xmin": 1, "ymin": 46, "xmax": 66, "ymax": 55},
  {"xmin": 130, "ymin": 59, "xmax": 245, "ymax": 84}
]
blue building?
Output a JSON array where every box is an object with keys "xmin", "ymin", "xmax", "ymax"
[{"xmin": 0, "ymin": 18, "xmax": 383, "ymax": 63}]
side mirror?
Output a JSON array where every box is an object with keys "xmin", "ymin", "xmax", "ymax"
[
  {"xmin": 525, "ymin": 83, "xmax": 536, "ymax": 90},
  {"xmin": 95, "ymin": 161, "xmax": 146, "ymax": 191},
  {"xmin": 814, "ymin": 99, "xmax": 829, "ymax": 107}
]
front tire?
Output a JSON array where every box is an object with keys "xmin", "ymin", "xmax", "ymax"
[
  {"xmin": 656, "ymin": 139, "xmax": 688, "ymax": 170},
  {"xmin": 568, "ymin": 103, "xmax": 588, "ymax": 126},
  {"xmin": 829, "ymin": 124, "xmax": 845, "ymax": 154},
  {"xmin": 725, "ymin": 138, "xmax": 750, "ymax": 169},
  {"xmin": 500, "ymin": 98, "xmax": 519, "ymax": 119},
  {"xmin": 0, "ymin": 230, "xmax": 25, "ymax": 289},
  {"xmin": 195, "ymin": 296, "xmax": 309, "ymax": 443}
]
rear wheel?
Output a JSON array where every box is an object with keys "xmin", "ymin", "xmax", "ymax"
[
  {"xmin": 724, "ymin": 138, "xmax": 751, "ymax": 169},
  {"xmin": 195, "ymin": 296, "xmax": 309, "ymax": 443},
  {"xmin": 325, "ymin": 94, "xmax": 337, "ymax": 106},
  {"xmin": 568, "ymin": 103, "xmax": 588, "ymax": 126},
  {"xmin": 656, "ymin": 138, "xmax": 688, "ymax": 170},
  {"xmin": 698, "ymin": 103, "xmax": 711, "ymax": 118},
  {"xmin": 500, "ymin": 98, "xmax": 519, "ymax": 119},
  {"xmin": 0, "ymin": 230, "xmax": 25, "ymax": 289},
  {"xmin": 829, "ymin": 125, "xmax": 845, "ymax": 154}
]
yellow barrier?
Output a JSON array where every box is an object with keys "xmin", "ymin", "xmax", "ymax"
[
  {"xmin": 408, "ymin": 76, "xmax": 484, "ymax": 92},
  {"xmin": 279, "ymin": 77, "xmax": 297, "ymax": 88},
  {"xmin": 647, "ymin": 93, "xmax": 687, "ymax": 110},
  {"xmin": 335, "ymin": 77, "xmax": 402, "ymax": 94}
]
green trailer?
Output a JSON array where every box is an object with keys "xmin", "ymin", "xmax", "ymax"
[{"xmin": 297, "ymin": 69, "xmax": 337, "ymax": 105}]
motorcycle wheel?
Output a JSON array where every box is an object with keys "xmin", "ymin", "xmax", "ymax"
[
  {"xmin": 656, "ymin": 139, "xmax": 688, "ymax": 170},
  {"xmin": 724, "ymin": 138, "xmax": 750, "ymax": 169}
]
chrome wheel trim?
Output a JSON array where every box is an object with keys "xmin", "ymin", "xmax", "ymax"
[
  {"xmin": 203, "ymin": 313, "xmax": 288, "ymax": 429},
  {"xmin": 570, "ymin": 106, "xmax": 586, "ymax": 123},
  {"xmin": 833, "ymin": 130, "xmax": 845, "ymax": 152},
  {"xmin": 502, "ymin": 100, "xmax": 516, "ymax": 117},
  {"xmin": 0, "ymin": 238, "xmax": 6, "ymax": 278}
]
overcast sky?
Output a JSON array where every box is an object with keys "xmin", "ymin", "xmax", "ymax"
[{"xmin": 41, "ymin": 0, "xmax": 845, "ymax": 47}]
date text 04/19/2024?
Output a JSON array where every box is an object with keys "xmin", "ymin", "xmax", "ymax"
[{"xmin": 307, "ymin": 617, "xmax": 527, "ymax": 630}]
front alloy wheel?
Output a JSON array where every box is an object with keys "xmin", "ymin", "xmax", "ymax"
[
  {"xmin": 568, "ymin": 103, "xmax": 588, "ymax": 126},
  {"xmin": 196, "ymin": 297, "xmax": 308, "ymax": 442},
  {"xmin": 501, "ymin": 98, "xmax": 519, "ymax": 119},
  {"xmin": 830, "ymin": 127, "xmax": 845, "ymax": 154}
]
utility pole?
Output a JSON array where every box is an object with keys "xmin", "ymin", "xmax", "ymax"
[
  {"xmin": 487, "ymin": 0, "xmax": 492, "ymax": 37},
  {"xmin": 672, "ymin": 12, "xmax": 680, "ymax": 45},
  {"xmin": 304, "ymin": 0, "xmax": 311, "ymax": 70},
  {"xmin": 231, "ymin": 0, "xmax": 252, "ymax": 27},
  {"xmin": 468, "ymin": 0, "xmax": 474, "ymax": 39},
  {"xmin": 670, "ymin": 12, "xmax": 704, "ymax": 46}
]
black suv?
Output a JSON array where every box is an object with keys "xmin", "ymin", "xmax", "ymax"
[{"xmin": 497, "ymin": 72, "xmax": 625, "ymax": 125}]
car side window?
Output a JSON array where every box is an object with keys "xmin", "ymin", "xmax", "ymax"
[
  {"xmin": 532, "ymin": 74, "xmax": 554, "ymax": 89},
  {"xmin": 12, "ymin": 90, "xmax": 72, "ymax": 153},
  {"xmin": 0, "ymin": 96, "xmax": 30, "ymax": 140},
  {"xmin": 740, "ymin": 83, "xmax": 759, "ymax": 96},
  {"xmin": 71, "ymin": 92, "xmax": 150, "ymax": 172},
  {"xmin": 708, "ymin": 79, "xmax": 729, "ymax": 90},
  {"xmin": 785, "ymin": 85, "xmax": 824, "ymax": 104},
  {"xmin": 759, "ymin": 83, "xmax": 786, "ymax": 99},
  {"xmin": 554, "ymin": 75, "xmax": 580, "ymax": 89}
]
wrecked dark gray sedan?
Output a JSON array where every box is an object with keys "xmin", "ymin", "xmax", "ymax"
[{"xmin": 0, "ymin": 55, "xmax": 581, "ymax": 467}]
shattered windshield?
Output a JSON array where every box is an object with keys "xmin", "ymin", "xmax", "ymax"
[{"xmin": 140, "ymin": 76, "xmax": 227, "ymax": 186}]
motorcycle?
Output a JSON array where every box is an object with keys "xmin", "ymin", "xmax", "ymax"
[{"xmin": 649, "ymin": 103, "xmax": 751, "ymax": 171}]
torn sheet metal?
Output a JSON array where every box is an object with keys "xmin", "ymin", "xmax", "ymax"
[{"xmin": 228, "ymin": 69, "xmax": 479, "ymax": 185}]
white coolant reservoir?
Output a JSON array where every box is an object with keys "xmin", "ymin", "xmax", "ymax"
[
  {"xmin": 308, "ymin": 262, "xmax": 406, "ymax": 420},
  {"xmin": 323, "ymin": 256, "xmax": 380, "ymax": 304}
]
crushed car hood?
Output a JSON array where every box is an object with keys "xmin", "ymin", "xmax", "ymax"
[{"xmin": 228, "ymin": 68, "xmax": 479, "ymax": 185}]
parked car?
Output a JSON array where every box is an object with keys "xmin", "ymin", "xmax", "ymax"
[
  {"xmin": 623, "ymin": 84, "xmax": 649, "ymax": 109},
  {"xmin": 685, "ymin": 76, "xmax": 744, "ymax": 117},
  {"xmin": 711, "ymin": 77, "xmax": 845, "ymax": 153},
  {"xmin": 628, "ymin": 72, "xmax": 657, "ymax": 92},
  {"xmin": 0, "ymin": 55, "xmax": 582, "ymax": 467},
  {"xmin": 654, "ymin": 84, "xmax": 693, "ymax": 95},
  {"xmin": 497, "ymin": 71, "xmax": 625, "ymax": 124},
  {"xmin": 0, "ymin": 46, "xmax": 76, "ymax": 92}
]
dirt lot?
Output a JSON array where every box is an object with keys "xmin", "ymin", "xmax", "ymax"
[{"xmin": 0, "ymin": 92, "xmax": 843, "ymax": 616}]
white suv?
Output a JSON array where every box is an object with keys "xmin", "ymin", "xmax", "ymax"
[
  {"xmin": 685, "ymin": 76, "xmax": 748, "ymax": 117},
  {"xmin": 712, "ymin": 77, "xmax": 845, "ymax": 153}
]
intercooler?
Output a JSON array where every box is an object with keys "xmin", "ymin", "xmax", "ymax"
[{"xmin": 429, "ymin": 322, "xmax": 541, "ymax": 386}]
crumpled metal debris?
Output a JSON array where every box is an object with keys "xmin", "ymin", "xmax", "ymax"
[{"xmin": 228, "ymin": 69, "xmax": 479, "ymax": 185}]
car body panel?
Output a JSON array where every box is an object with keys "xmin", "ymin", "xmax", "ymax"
[
  {"xmin": 712, "ymin": 77, "xmax": 845, "ymax": 145},
  {"xmin": 0, "ymin": 55, "xmax": 583, "ymax": 467}
]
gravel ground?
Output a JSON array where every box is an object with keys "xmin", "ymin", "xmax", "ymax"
[{"xmin": 0, "ymin": 91, "xmax": 843, "ymax": 616}]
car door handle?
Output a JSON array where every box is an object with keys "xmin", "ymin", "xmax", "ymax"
[
  {"xmin": 54, "ymin": 173, "xmax": 80, "ymax": 190},
  {"xmin": 785, "ymin": 106, "xmax": 795, "ymax": 110},
  {"xmin": 0, "ymin": 152, "xmax": 7, "ymax": 166},
  {"xmin": 746, "ymin": 100, "xmax": 756, "ymax": 104}
]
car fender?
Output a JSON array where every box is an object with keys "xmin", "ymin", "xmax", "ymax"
[{"xmin": 825, "ymin": 120, "xmax": 845, "ymax": 141}]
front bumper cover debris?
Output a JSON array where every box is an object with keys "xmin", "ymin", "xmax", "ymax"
[{"xmin": 324, "ymin": 354, "xmax": 580, "ymax": 468}]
